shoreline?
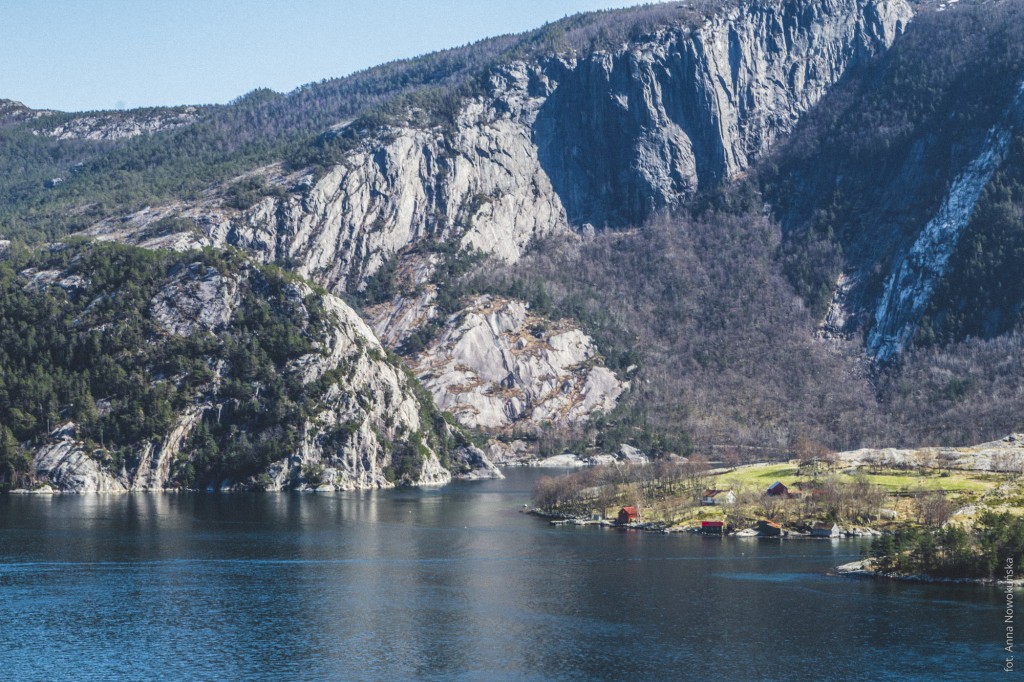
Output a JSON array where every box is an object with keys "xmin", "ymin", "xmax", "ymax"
[
  {"xmin": 834, "ymin": 559, "xmax": 1024, "ymax": 588},
  {"xmin": 528, "ymin": 509, "xmax": 881, "ymax": 538}
]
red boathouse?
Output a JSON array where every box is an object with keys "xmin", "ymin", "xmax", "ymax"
[{"xmin": 617, "ymin": 506, "xmax": 640, "ymax": 524}]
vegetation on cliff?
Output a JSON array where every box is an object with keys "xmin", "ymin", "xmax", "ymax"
[
  {"xmin": 0, "ymin": 241, "xmax": 464, "ymax": 490},
  {"xmin": 0, "ymin": 2, "xmax": 736, "ymax": 246}
]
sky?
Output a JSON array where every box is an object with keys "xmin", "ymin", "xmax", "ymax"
[{"xmin": 1, "ymin": 0, "xmax": 648, "ymax": 112}]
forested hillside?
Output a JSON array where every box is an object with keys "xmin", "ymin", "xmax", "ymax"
[
  {"xmin": 0, "ymin": 241, "xmax": 487, "ymax": 491},
  {"xmin": 0, "ymin": 0, "xmax": 1021, "ymax": 470},
  {"xmin": 763, "ymin": 0, "xmax": 1024, "ymax": 347},
  {"xmin": 0, "ymin": 2, "xmax": 730, "ymax": 245}
]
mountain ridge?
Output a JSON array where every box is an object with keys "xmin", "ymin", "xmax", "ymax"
[{"xmin": 2, "ymin": 0, "xmax": 1023, "ymax": 488}]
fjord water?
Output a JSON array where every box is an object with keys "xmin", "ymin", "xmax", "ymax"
[{"xmin": 0, "ymin": 469, "xmax": 1001, "ymax": 680}]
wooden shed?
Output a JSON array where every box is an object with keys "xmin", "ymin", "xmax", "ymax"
[
  {"xmin": 756, "ymin": 520, "xmax": 782, "ymax": 537},
  {"xmin": 811, "ymin": 522, "xmax": 841, "ymax": 538},
  {"xmin": 766, "ymin": 481, "xmax": 789, "ymax": 497},
  {"xmin": 617, "ymin": 506, "xmax": 640, "ymax": 525}
]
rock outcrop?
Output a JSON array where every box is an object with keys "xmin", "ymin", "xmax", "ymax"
[
  {"xmin": 0, "ymin": 99, "xmax": 53, "ymax": 127},
  {"xmin": 837, "ymin": 433, "xmax": 1024, "ymax": 473},
  {"xmin": 14, "ymin": 246, "xmax": 497, "ymax": 493},
  {"xmin": 86, "ymin": 0, "xmax": 911, "ymax": 294},
  {"xmin": 43, "ymin": 107, "xmax": 199, "ymax": 141},
  {"xmin": 867, "ymin": 79, "xmax": 1024, "ymax": 361},
  {"xmin": 150, "ymin": 262, "xmax": 240, "ymax": 337},
  {"xmin": 371, "ymin": 295, "xmax": 626, "ymax": 430}
]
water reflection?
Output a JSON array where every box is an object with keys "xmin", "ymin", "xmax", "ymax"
[{"xmin": 0, "ymin": 470, "xmax": 1003, "ymax": 680}]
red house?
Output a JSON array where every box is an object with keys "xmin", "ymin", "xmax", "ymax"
[
  {"xmin": 766, "ymin": 481, "xmax": 789, "ymax": 497},
  {"xmin": 700, "ymin": 520, "xmax": 725, "ymax": 536},
  {"xmin": 617, "ymin": 506, "xmax": 640, "ymax": 525}
]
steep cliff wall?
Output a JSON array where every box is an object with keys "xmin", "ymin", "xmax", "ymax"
[
  {"xmin": 86, "ymin": 0, "xmax": 911, "ymax": 294},
  {"xmin": 3, "ymin": 244, "xmax": 496, "ymax": 493},
  {"xmin": 764, "ymin": 0, "xmax": 1024, "ymax": 362},
  {"xmin": 534, "ymin": 0, "xmax": 911, "ymax": 226}
]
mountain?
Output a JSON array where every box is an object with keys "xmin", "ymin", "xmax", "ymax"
[
  {"xmin": 764, "ymin": 0, "xmax": 1024, "ymax": 359},
  {"xmin": 77, "ymin": 0, "xmax": 910, "ymax": 443},
  {"xmin": 0, "ymin": 0, "xmax": 1022, "ymax": 478},
  {"xmin": 0, "ymin": 241, "xmax": 496, "ymax": 492}
]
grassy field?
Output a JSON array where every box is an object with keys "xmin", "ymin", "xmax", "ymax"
[
  {"xmin": 716, "ymin": 462, "xmax": 1001, "ymax": 495},
  {"xmin": 719, "ymin": 463, "xmax": 799, "ymax": 489},
  {"xmin": 839, "ymin": 469, "xmax": 999, "ymax": 493},
  {"xmin": 676, "ymin": 460, "xmax": 1019, "ymax": 529}
]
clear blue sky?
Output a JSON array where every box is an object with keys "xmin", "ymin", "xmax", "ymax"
[{"xmin": 1, "ymin": 0, "xmax": 647, "ymax": 112}]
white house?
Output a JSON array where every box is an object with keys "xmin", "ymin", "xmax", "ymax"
[
  {"xmin": 811, "ymin": 522, "xmax": 841, "ymax": 538},
  {"xmin": 701, "ymin": 489, "xmax": 736, "ymax": 506}
]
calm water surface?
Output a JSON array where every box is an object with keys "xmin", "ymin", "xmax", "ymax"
[{"xmin": 0, "ymin": 469, "xmax": 1006, "ymax": 680}]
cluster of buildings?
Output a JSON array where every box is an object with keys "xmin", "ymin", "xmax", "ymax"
[
  {"xmin": 614, "ymin": 480, "xmax": 843, "ymax": 538},
  {"xmin": 698, "ymin": 518, "xmax": 841, "ymax": 537},
  {"xmin": 700, "ymin": 481, "xmax": 803, "ymax": 506}
]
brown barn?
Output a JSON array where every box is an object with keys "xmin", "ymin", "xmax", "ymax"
[
  {"xmin": 617, "ymin": 506, "xmax": 640, "ymax": 525},
  {"xmin": 766, "ymin": 481, "xmax": 789, "ymax": 497}
]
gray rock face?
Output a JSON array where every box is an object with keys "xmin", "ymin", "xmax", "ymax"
[
  {"xmin": 151, "ymin": 263, "xmax": 240, "ymax": 337},
  {"xmin": 0, "ymin": 99, "xmax": 53, "ymax": 126},
  {"xmin": 837, "ymin": 433, "xmax": 1024, "ymax": 472},
  {"xmin": 866, "ymin": 79, "xmax": 1024, "ymax": 362},
  {"xmin": 270, "ymin": 284, "xmax": 451, "ymax": 491},
  {"xmin": 25, "ymin": 262, "xmax": 498, "ymax": 493},
  {"xmin": 533, "ymin": 0, "xmax": 911, "ymax": 226},
  {"xmin": 34, "ymin": 426, "xmax": 126, "ymax": 493},
  {"xmin": 76, "ymin": 0, "xmax": 911, "ymax": 440},
  {"xmin": 44, "ymin": 107, "xmax": 199, "ymax": 141},
  {"xmin": 212, "ymin": 98, "xmax": 570, "ymax": 290},
  {"xmin": 373, "ymin": 295, "xmax": 626, "ymax": 430},
  {"xmin": 86, "ymin": 0, "xmax": 910, "ymax": 293}
]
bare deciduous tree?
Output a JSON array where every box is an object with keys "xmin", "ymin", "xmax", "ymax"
[{"xmin": 917, "ymin": 491, "xmax": 956, "ymax": 527}]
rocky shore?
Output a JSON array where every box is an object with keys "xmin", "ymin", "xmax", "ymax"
[{"xmin": 834, "ymin": 559, "xmax": 1024, "ymax": 587}]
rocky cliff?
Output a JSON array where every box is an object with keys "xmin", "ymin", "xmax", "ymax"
[
  {"xmin": 43, "ymin": 106, "xmax": 199, "ymax": 141},
  {"xmin": 867, "ymin": 79, "xmax": 1024, "ymax": 361},
  {"xmin": 533, "ymin": 0, "xmax": 911, "ymax": 226},
  {"xmin": 75, "ymin": 0, "xmax": 911, "ymax": 441},
  {"xmin": 0, "ymin": 99, "xmax": 198, "ymax": 139},
  {"xmin": 0, "ymin": 243, "xmax": 497, "ymax": 492},
  {"xmin": 87, "ymin": 0, "xmax": 911, "ymax": 292},
  {"xmin": 371, "ymin": 294, "xmax": 626, "ymax": 430},
  {"xmin": 765, "ymin": 0, "xmax": 1024, "ymax": 362}
]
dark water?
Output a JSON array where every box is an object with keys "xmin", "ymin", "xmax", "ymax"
[{"xmin": 0, "ymin": 469, "xmax": 1006, "ymax": 680}]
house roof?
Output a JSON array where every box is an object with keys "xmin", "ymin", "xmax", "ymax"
[
  {"xmin": 701, "ymin": 520, "xmax": 725, "ymax": 526},
  {"xmin": 812, "ymin": 522, "xmax": 837, "ymax": 530},
  {"xmin": 702, "ymin": 489, "xmax": 732, "ymax": 497},
  {"xmin": 767, "ymin": 481, "xmax": 787, "ymax": 490},
  {"xmin": 621, "ymin": 506, "xmax": 639, "ymax": 515},
  {"xmin": 759, "ymin": 520, "xmax": 782, "ymax": 528}
]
